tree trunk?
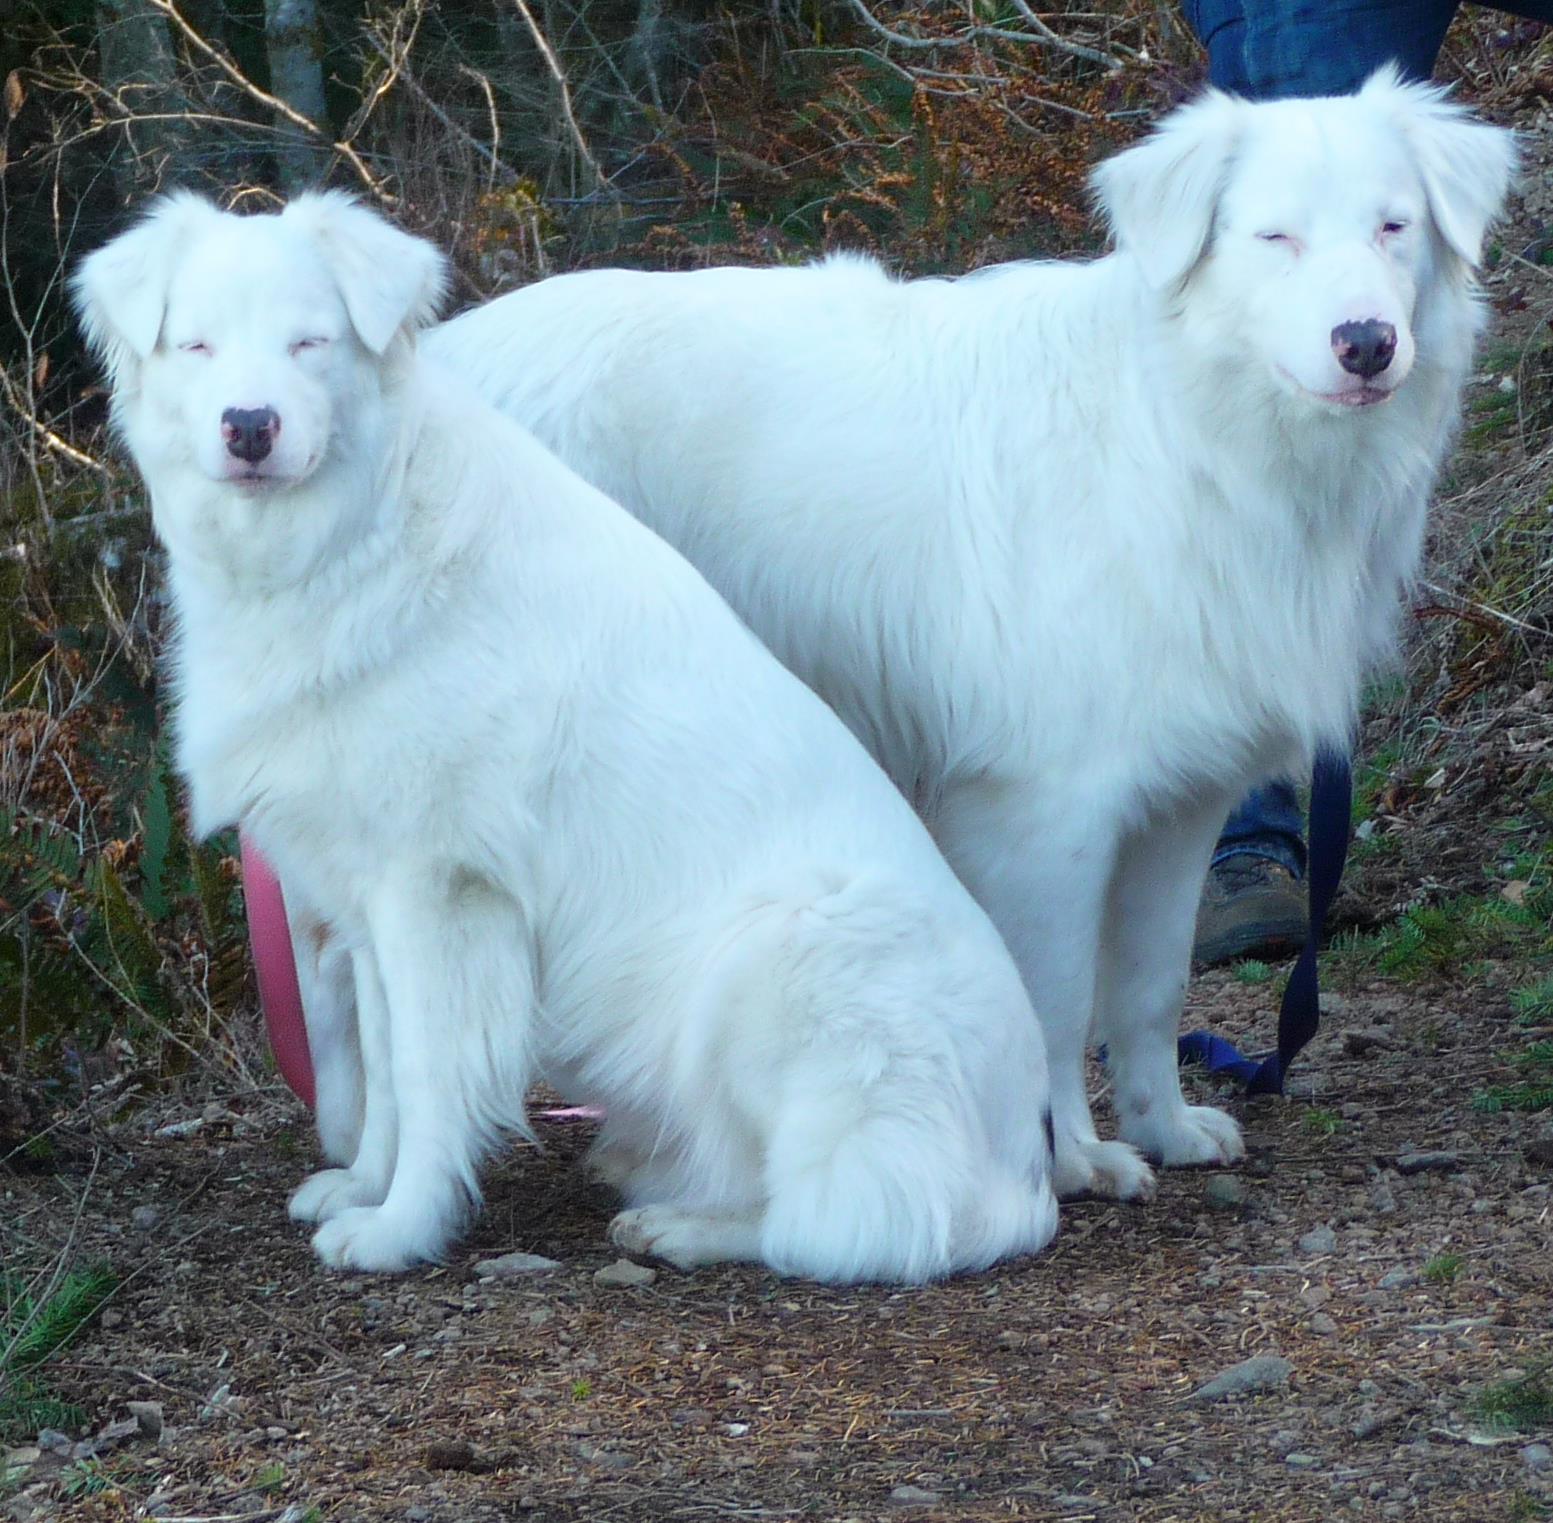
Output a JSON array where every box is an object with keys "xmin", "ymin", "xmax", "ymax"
[
  {"xmin": 264, "ymin": 0, "xmax": 330, "ymax": 192},
  {"xmin": 95, "ymin": 0, "xmax": 189, "ymax": 194}
]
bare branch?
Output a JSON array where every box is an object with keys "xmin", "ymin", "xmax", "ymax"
[{"xmin": 503, "ymin": 0, "xmax": 611, "ymax": 196}]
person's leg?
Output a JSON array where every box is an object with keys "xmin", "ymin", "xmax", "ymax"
[
  {"xmin": 1242, "ymin": 0, "xmax": 1460, "ymax": 95},
  {"xmin": 1185, "ymin": 0, "xmax": 1460, "ymax": 97}
]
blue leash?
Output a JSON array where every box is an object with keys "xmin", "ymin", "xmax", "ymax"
[{"xmin": 1178, "ymin": 749, "xmax": 1352, "ymax": 1095}]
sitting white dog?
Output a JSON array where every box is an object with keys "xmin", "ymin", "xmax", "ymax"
[
  {"xmin": 431, "ymin": 68, "xmax": 1515, "ymax": 1200},
  {"xmin": 74, "ymin": 192, "xmax": 1059, "ymax": 1281}
]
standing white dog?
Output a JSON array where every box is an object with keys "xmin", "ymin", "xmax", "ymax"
[
  {"xmin": 432, "ymin": 68, "xmax": 1515, "ymax": 1200},
  {"xmin": 74, "ymin": 192, "xmax": 1059, "ymax": 1281}
]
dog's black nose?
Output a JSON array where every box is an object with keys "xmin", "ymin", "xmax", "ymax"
[
  {"xmin": 1330, "ymin": 320, "xmax": 1397, "ymax": 380},
  {"xmin": 221, "ymin": 406, "xmax": 280, "ymax": 464}
]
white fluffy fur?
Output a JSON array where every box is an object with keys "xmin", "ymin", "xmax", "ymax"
[
  {"xmin": 74, "ymin": 192, "xmax": 1058, "ymax": 1282},
  {"xmin": 429, "ymin": 69, "xmax": 1515, "ymax": 1199}
]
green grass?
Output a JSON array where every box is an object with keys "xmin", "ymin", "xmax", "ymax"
[
  {"xmin": 1511, "ymin": 976, "xmax": 1553, "ymax": 1027},
  {"xmin": 252, "ymin": 1461, "xmax": 287, "ymax": 1493},
  {"xmin": 60, "ymin": 1457, "xmax": 134, "ymax": 1499},
  {"xmin": 571, "ymin": 1378, "xmax": 592, "ymax": 1401},
  {"xmin": 1423, "ymin": 1252, "xmax": 1464, "ymax": 1284},
  {"xmin": 1233, "ymin": 959, "xmax": 1274, "ymax": 985},
  {"xmin": 0, "ymin": 1262, "xmax": 117, "ymax": 1440},
  {"xmin": 1303, "ymin": 1108, "xmax": 1345, "ymax": 1138},
  {"xmin": 1474, "ymin": 1040, "xmax": 1553, "ymax": 1114},
  {"xmin": 1324, "ymin": 871, "xmax": 1553, "ymax": 986},
  {"xmin": 1475, "ymin": 1362, "xmax": 1553, "ymax": 1433}
]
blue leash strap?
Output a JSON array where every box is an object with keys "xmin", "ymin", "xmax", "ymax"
[{"xmin": 1179, "ymin": 749, "xmax": 1353, "ymax": 1095}]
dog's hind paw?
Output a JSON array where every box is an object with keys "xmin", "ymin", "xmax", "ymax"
[
  {"xmin": 289, "ymin": 1167, "xmax": 385, "ymax": 1224},
  {"xmin": 1123, "ymin": 1103, "xmax": 1245, "ymax": 1169},
  {"xmin": 608, "ymin": 1206, "xmax": 762, "ymax": 1270},
  {"xmin": 1051, "ymin": 1137, "xmax": 1156, "ymax": 1202},
  {"xmin": 311, "ymin": 1206, "xmax": 443, "ymax": 1272}
]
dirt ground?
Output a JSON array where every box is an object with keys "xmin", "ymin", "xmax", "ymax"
[{"xmin": 3, "ymin": 960, "xmax": 1550, "ymax": 1523}]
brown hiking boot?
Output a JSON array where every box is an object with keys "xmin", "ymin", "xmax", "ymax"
[{"xmin": 1193, "ymin": 854, "xmax": 1308, "ymax": 967}]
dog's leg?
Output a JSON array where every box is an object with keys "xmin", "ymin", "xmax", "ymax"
[
  {"xmin": 289, "ymin": 947, "xmax": 399, "ymax": 1223},
  {"xmin": 933, "ymin": 779, "xmax": 1154, "ymax": 1202},
  {"xmin": 286, "ymin": 895, "xmax": 364, "ymax": 1167},
  {"xmin": 311, "ymin": 876, "xmax": 534, "ymax": 1272},
  {"xmin": 1097, "ymin": 799, "xmax": 1247, "ymax": 1169}
]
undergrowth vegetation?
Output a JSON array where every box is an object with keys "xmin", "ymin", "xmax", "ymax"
[{"xmin": 0, "ymin": 1262, "xmax": 116, "ymax": 1440}]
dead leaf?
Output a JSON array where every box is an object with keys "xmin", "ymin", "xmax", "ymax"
[
  {"xmin": 4, "ymin": 70, "xmax": 23, "ymax": 120},
  {"xmin": 1502, "ymin": 879, "xmax": 1530, "ymax": 906},
  {"xmin": 33, "ymin": 351, "xmax": 48, "ymax": 391}
]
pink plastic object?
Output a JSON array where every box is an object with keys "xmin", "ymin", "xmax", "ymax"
[
  {"xmin": 240, "ymin": 832, "xmax": 316, "ymax": 1108},
  {"xmin": 241, "ymin": 835, "xmax": 604, "ymax": 1125}
]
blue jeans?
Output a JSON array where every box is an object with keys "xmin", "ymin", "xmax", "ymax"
[
  {"xmin": 1181, "ymin": 0, "xmax": 1459, "ymax": 95},
  {"xmin": 1214, "ymin": 780, "xmax": 1308, "ymax": 875}
]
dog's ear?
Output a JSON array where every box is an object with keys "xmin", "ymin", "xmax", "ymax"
[
  {"xmin": 72, "ymin": 193, "xmax": 223, "ymax": 378},
  {"xmin": 284, "ymin": 192, "xmax": 449, "ymax": 354},
  {"xmin": 1092, "ymin": 90, "xmax": 1243, "ymax": 290},
  {"xmin": 1361, "ymin": 65, "xmax": 1517, "ymax": 269}
]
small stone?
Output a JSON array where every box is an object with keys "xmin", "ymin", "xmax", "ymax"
[
  {"xmin": 1205, "ymin": 1176, "xmax": 1247, "ymax": 1209},
  {"xmin": 474, "ymin": 1251, "xmax": 562, "ymax": 1279},
  {"xmin": 670, "ymin": 1408, "xmax": 713, "ymax": 1428},
  {"xmin": 1286, "ymin": 1452, "xmax": 1321, "ymax": 1469},
  {"xmin": 99, "ymin": 1309, "xmax": 123, "ymax": 1330},
  {"xmin": 1344, "ymin": 1028, "xmax": 1396, "ymax": 1056},
  {"xmin": 1320, "ymin": 991, "xmax": 1349, "ymax": 1016},
  {"xmin": 35, "ymin": 1430, "xmax": 71, "ymax": 1454},
  {"xmin": 1370, "ymin": 1183, "xmax": 1397, "ymax": 1213},
  {"xmin": 1308, "ymin": 1313, "xmax": 1338, "ymax": 1336},
  {"xmin": 1191, "ymin": 1354, "xmax": 1294, "ymax": 1402},
  {"xmin": 1523, "ymin": 1136, "xmax": 1553, "ymax": 1169},
  {"xmin": 593, "ymin": 1258, "xmax": 656, "ymax": 1288},
  {"xmin": 1378, "ymin": 1267, "xmax": 1413, "ymax": 1289},
  {"xmin": 1395, "ymin": 1150, "xmax": 1460, "ymax": 1175},
  {"xmin": 126, "ymin": 1402, "xmax": 163, "ymax": 1441},
  {"xmin": 1299, "ymin": 1225, "xmax": 1338, "ymax": 1255},
  {"xmin": 888, "ymin": 1485, "xmax": 943, "ymax": 1507},
  {"xmin": 1353, "ymin": 1407, "xmax": 1395, "ymax": 1440},
  {"xmin": 1522, "ymin": 1443, "xmax": 1552, "ymax": 1471},
  {"xmin": 130, "ymin": 1205, "xmax": 161, "ymax": 1232}
]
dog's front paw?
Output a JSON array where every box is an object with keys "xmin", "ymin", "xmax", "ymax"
[
  {"xmin": 311, "ymin": 1206, "xmax": 443, "ymax": 1272},
  {"xmin": 289, "ymin": 1168, "xmax": 385, "ymax": 1224},
  {"xmin": 1123, "ymin": 1103, "xmax": 1245, "ymax": 1169},
  {"xmin": 1051, "ymin": 1136, "xmax": 1156, "ymax": 1202}
]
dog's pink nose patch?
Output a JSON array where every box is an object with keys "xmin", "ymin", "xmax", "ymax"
[{"xmin": 241, "ymin": 833, "xmax": 316, "ymax": 1108}]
